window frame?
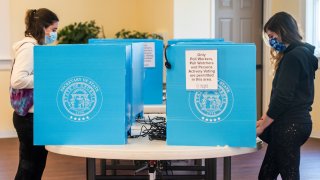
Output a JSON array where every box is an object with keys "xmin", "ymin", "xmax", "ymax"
[{"xmin": 306, "ymin": 0, "xmax": 320, "ymax": 57}]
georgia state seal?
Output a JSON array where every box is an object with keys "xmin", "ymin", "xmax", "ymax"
[
  {"xmin": 56, "ymin": 76, "xmax": 103, "ymax": 122},
  {"xmin": 188, "ymin": 79, "xmax": 234, "ymax": 123}
]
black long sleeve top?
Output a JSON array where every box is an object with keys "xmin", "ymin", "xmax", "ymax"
[{"xmin": 266, "ymin": 43, "xmax": 318, "ymax": 123}]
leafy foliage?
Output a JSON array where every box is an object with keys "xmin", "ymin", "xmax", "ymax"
[
  {"xmin": 115, "ymin": 29, "xmax": 163, "ymax": 40},
  {"xmin": 58, "ymin": 20, "xmax": 103, "ymax": 44}
]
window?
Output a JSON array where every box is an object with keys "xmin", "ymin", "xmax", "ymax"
[{"xmin": 306, "ymin": 0, "xmax": 320, "ymax": 57}]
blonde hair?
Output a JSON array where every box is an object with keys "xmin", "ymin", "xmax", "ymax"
[
  {"xmin": 264, "ymin": 12, "xmax": 303, "ymax": 72},
  {"xmin": 270, "ymin": 49, "xmax": 284, "ymax": 72}
]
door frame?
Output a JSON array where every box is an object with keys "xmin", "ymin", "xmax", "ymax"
[{"xmin": 262, "ymin": 0, "xmax": 272, "ymax": 114}]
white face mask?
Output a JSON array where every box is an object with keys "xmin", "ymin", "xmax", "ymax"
[{"xmin": 45, "ymin": 31, "xmax": 58, "ymax": 44}]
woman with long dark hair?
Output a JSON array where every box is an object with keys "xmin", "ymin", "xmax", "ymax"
[
  {"xmin": 256, "ymin": 11, "xmax": 318, "ymax": 180},
  {"xmin": 10, "ymin": 8, "xmax": 59, "ymax": 180}
]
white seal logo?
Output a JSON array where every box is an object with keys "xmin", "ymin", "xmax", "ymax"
[
  {"xmin": 57, "ymin": 76, "xmax": 103, "ymax": 122},
  {"xmin": 189, "ymin": 79, "xmax": 234, "ymax": 123}
]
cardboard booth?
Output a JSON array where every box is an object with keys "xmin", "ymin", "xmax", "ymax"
[
  {"xmin": 89, "ymin": 39, "xmax": 164, "ymax": 105},
  {"xmin": 34, "ymin": 44, "xmax": 143, "ymax": 145},
  {"xmin": 166, "ymin": 42, "xmax": 256, "ymax": 147}
]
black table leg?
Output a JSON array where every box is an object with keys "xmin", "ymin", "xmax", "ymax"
[
  {"xmin": 100, "ymin": 159, "xmax": 106, "ymax": 176},
  {"xmin": 205, "ymin": 158, "xmax": 217, "ymax": 180},
  {"xmin": 87, "ymin": 158, "xmax": 96, "ymax": 180},
  {"xmin": 111, "ymin": 160, "xmax": 117, "ymax": 175},
  {"xmin": 223, "ymin": 157, "xmax": 231, "ymax": 180}
]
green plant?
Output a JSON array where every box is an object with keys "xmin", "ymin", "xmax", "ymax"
[
  {"xmin": 115, "ymin": 29, "xmax": 163, "ymax": 40},
  {"xmin": 58, "ymin": 20, "xmax": 104, "ymax": 44}
]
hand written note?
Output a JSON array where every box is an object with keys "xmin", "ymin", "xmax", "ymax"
[{"xmin": 185, "ymin": 50, "xmax": 218, "ymax": 90}]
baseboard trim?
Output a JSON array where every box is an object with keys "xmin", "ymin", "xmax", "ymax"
[
  {"xmin": 310, "ymin": 131, "xmax": 320, "ymax": 139},
  {"xmin": 0, "ymin": 130, "xmax": 17, "ymax": 138}
]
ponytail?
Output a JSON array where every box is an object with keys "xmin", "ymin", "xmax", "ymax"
[
  {"xmin": 24, "ymin": 8, "xmax": 59, "ymax": 45},
  {"xmin": 25, "ymin": 9, "xmax": 37, "ymax": 36}
]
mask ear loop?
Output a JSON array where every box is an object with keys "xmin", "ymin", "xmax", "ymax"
[{"xmin": 164, "ymin": 44, "xmax": 172, "ymax": 69}]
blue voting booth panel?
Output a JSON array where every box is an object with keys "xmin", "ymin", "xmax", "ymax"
[
  {"xmin": 34, "ymin": 44, "xmax": 132, "ymax": 145},
  {"xmin": 130, "ymin": 43, "xmax": 144, "ymax": 120},
  {"xmin": 167, "ymin": 38, "xmax": 224, "ymax": 45},
  {"xmin": 84, "ymin": 41, "xmax": 144, "ymax": 123},
  {"xmin": 166, "ymin": 43, "xmax": 256, "ymax": 147},
  {"xmin": 89, "ymin": 39, "xmax": 163, "ymax": 105}
]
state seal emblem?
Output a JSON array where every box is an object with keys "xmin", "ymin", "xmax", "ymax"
[
  {"xmin": 56, "ymin": 76, "xmax": 103, "ymax": 122},
  {"xmin": 189, "ymin": 79, "xmax": 234, "ymax": 123}
]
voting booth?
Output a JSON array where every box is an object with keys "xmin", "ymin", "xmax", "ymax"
[
  {"xmin": 82, "ymin": 42, "xmax": 144, "ymax": 123},
  {"xmin": 166, "ymin": 42, "xmax": 256, "ymax": 147},
  {"xmin": 89, "ymin": 39, "xmax": 164, "ymax": 105},
  {"xmin": 34, "ymin": 44, "xmax": 143, "ymax": 145},
  {"xmin": 167, "ymin": 38, "xmax": 224, "ymax": 45}
]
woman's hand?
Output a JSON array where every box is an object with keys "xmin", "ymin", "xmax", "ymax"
[
  {"xmin": 256, "ymin": 119, "xmax": 265, "ymax": 136},
  {"xmin": 256, "ymin": 114, "xmax": 274, "ymax": 136}
]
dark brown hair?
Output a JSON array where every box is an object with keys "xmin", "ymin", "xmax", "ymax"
[
  {"xmin": 264, "ymin": 12, "xmax": 303, "ymax": 71},
  {"xmin": 25, "ymin": 8, "xmax": 59, "ymax": 45}
]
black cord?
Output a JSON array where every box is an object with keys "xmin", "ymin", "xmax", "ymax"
[
  {"xmin": 134, "ymin": 116, "xmax": 166, "ymax": 141},
  {"xmin": 164, "ymin": 45, "xmax": 172, "ymax": 69}
]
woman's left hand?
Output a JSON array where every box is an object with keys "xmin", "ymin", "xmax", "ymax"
[
  {"xmin": 256, "ymin": 114, "xmax": 274, "ymax": 136},
  {"xmin": 256, "ymin": 119, "xmax": 265, "ymax": 136}
]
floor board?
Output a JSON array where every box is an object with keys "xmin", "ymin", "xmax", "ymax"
[{"xmin": 0, "ymin": 138, "xmax": 319, "ymax": 180}]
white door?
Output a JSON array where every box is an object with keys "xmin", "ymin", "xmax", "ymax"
[{"xmin": 215, "ymin": 0, "xmax": 263, "ymax": 118}]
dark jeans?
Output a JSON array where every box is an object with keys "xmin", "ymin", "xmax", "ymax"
[
  {"xmin": 258, "ymin": 122, "xmax": 312, "ymax": 180},
  {"xmin": 13, "ymin": 112, "xmax": 48, "ymax": 180}
]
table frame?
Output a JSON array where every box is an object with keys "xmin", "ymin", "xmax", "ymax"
[
  {"xmin": 86, "ymin": 158, "xmax": 230, "ymax": 180},
  {"xmin": 47, "ymin": 137, "xmax": 261, "ymax": 180}
]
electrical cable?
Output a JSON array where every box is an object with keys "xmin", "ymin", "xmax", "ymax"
[{"xmin": 134, "ymin": 116, "xmax": 166, "ymax": 141}]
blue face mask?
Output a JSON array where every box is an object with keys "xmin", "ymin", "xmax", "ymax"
[
  {"xmin": 269, "ymin": 37, "xmax": 286, "ymax": 52},
  {"xmin": 45, "ymin": 32, "xmax": 58, "ymax": 44}
]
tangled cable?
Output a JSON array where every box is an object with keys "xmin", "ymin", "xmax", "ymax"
[{"xmin": 134, "ymin": 116, "xmax": 166, "ymax": 141}]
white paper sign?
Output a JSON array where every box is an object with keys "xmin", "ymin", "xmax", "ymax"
[
  {"xmin": 185, "ymin": 50, "xmax": 218, "ymax": 90},
  {"xmin": 143, "ymin": 42, "xmax": 155, "ymax": 68}
]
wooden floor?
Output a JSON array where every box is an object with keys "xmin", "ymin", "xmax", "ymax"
[{"xmin": 0, "ymin": 138, "xmax": 319, "ymax": 180}]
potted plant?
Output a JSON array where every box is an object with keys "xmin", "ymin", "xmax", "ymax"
[
  {"xmin": 58, "ymin": 20, "xmax": 105, "ymax": 44},
  {"xmin": 115, "ymin": 29, "xmax": 163, "ymax": 40}
]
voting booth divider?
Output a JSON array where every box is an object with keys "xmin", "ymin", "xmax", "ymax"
[
  {"xmin": 34, "ymin": 44, "xmax": 143, "ymax": 145},
  {"xmin": 165, "ymin": 41, "xmax": 257, "ymax": 147},
  {"xmin": 167, "ymin": 38, "xmax": 225, "ymax": 45},
  {"xmin": 83, "ymin": 42, "xmax": 144, "ymax": 124},
  {"xmin": 33, "ymin": 38, "xmax": 257, "ymax": 147},
  {"xmin": 89, "ymin": 39, "xmax": 164, "ymax": 105}
]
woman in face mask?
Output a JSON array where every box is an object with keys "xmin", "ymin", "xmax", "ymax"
[
  {"xmin": 256, "ymin": 12, "xmax": 318, "ymax": 180},
  {"xmin": 10, "ymin": 8, "xmax": 59, "ymax": 180}
]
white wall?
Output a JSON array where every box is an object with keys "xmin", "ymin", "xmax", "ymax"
[
  {"xmin": 173, "ymin": 0, "xmax": 212, "ymax": 38},
  {"xmin": 0, "ymin": 0, "xmax": 15, "ymax": 138},
  {"xmin": 0, "ymin": 0, "xmax": 12, "ymax": 69}
]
